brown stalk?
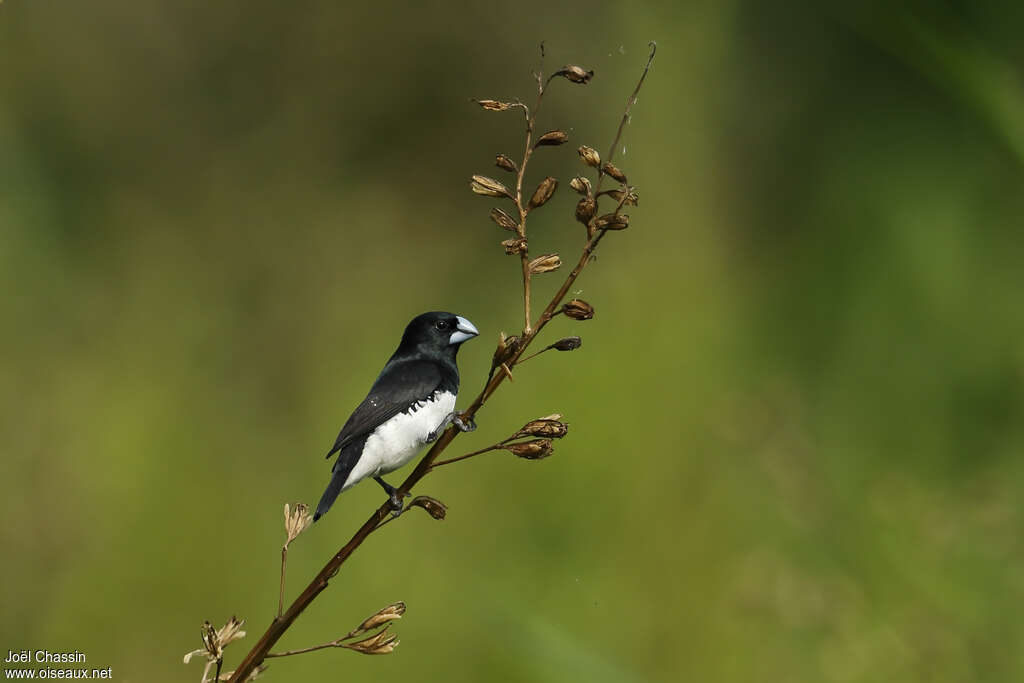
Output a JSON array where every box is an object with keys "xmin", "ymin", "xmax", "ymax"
[{"xmin": 226, "ymin": 45, "xmax": 654, "ymax": 682}]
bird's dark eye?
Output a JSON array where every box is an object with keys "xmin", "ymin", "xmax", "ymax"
[{"xmin": 435, "ymin": 320, "xmax": 449, "ymax": 331}]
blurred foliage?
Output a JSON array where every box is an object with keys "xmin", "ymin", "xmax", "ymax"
[{"xmin": 2, "ymin": 1, "xmax": 1023, "ymax": 681}]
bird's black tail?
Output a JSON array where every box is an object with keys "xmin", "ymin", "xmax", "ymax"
[{"xmin": 314, "ymin": 471, "xmax": 345, "ymax": 521}]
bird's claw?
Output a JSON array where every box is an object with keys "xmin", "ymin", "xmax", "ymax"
[
  {"xmin": 429, "ymin": 411, "xmax": 477, "ymax": 441},
  {"xmin": 388, "ymin": 492, "xmax": 404, "ymax": 518},
  {"xmin": 452, "ymin": 413, "xmax": 476, "ymax": 433}
]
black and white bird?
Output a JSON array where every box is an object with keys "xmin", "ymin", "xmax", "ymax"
[{"xmin": 313, "ymin": 311, "xmax": 479, "ymax": 521}]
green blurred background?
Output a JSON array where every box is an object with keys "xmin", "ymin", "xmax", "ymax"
[{"xmin": 3, "ymin": 1, "xmax": 1023, "ymax": 681}]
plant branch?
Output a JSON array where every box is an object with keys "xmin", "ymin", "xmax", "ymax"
[{"xmin": 226, "ymin": 48, "xmax": 654, "ymax": 683}]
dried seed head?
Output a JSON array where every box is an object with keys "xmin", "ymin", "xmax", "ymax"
[
  {"xmin": 492, "ymin": 332, "xmax": 520, "ymax": 369},
  {"xmin": 408, "ymin": 496, "xmax": 448, "ymax": 520},
  {"xmin": 578, "ymin": 146, "xmax": 601, "ymax": 168},
  {"xmin": 594, "ymin": 213, "xmax": 630, "ymax": 230},
  {"xmin": 601, "ymin": 162, "xmax": 628, "ymax": 184},
  {"xmin": 555, "ymin": 65, "xmax": 594, "ymax": 84},
  {"xmin": 345, "ymin": 627, "xmax": 400, "ymax": 655},
  {"xmin": 283, "ymin": 503, "xmax": 312, "ymax": 549},
  {"xmin": 184, "ymin": 616, "xmax": 247, "ymax": 665},
  {"xmin": 476, "ymin": 99, "xmax": 512, "ymax": 111},
  {"xmin": 575, "ymin": 197, "xmax": 596, "ymax": 225},
  {"xmin": 529, "ymin": 177, "xmax": 558, "ymax": 208},
  {"xmin": 569, "ymin": 176, "xmax": 592, "ymax": 196},
  {"xmin": 490, "ymin": 207, "xmax": 519, "ymax": 232},
  {"xmin": 551, "ymin": 336, "xmax": 582, "ymax": 351},
  {"xmin": 501, "ymin": 238, "xmax": 528, "ymax": 255},
  {"xmin": 495, "ymin": 154, "xmax": 518, "ymax": 173},
  {"xmin": 535, "ymin": 130, "xmax": 569, "ymax": 147},
  {"xmin": 505, "ymin": 439, "xmax": 555, "ymax": 460},
  {"xmin": 354, "ymin": 602, "xmax": 407, "ymax": 635},
  {"xmin": 563, "ymin": 299, "xmax": 595, "ymax": 320},
  {"xmin": 513, "ymin": 416, "xmax": 569, "ymax": 439},
  {"xmin": 528, "ymin": 253, "xmax": 561, "ymax": 274},
  {"xmin": 471, "ymin": 175, "xmax": 511, "ymax": 198}
]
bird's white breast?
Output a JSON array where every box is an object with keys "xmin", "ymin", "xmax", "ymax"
[{"xmin": 342, "ymin": 390, "xmax": 456, "ymax": 489}]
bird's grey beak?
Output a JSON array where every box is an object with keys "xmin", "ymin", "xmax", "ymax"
[{"xmin": 449, "ymin": 316, "xmax": 479, "ymax": 345}]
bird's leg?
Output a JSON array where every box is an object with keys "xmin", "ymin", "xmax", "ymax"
[
  {"xmin": 374, "ymin": 476, "xmax": 404, "ymax": 517},
  {"xmin": 428, "ymin": 411, "xmax": 477, "ymax": 442}
]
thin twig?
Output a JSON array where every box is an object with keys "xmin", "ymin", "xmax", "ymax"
[
  {"xmin": 431, "ymin": 444, "xmax": 502, "ymax": 469},
  {"xmin": 265, "ymin": 640, "xmax": 344, "ymax": 659},
  {"xmin": 278, "ymin": 547, "xmax": 287, "ymax": 618},
  {"xmin": 597, "ymin": 41, "xmax": 656, "ymax": 194}
]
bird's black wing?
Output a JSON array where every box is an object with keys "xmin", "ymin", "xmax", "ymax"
[{"xmin": 326, "ymin": 358, "xmax": 443, "ymax": 458}]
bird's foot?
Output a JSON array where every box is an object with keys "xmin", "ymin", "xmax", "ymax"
[
  {"xmin": 452, "ymin": 412, "xmax": 477, "ymax": 433},
  {"xmin": 387, "ymin": 492, "xmax": 404, "ymax": 518},
  {"xmin": 374, "ymin": 476, "xmax": 406, "ymax": 518},
  {"xmin": 428, "ymin": 411, "xmax": 477, "ymax": 442}
]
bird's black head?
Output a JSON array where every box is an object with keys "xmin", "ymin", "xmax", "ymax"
[{"xmin": 397, "ymin": 311, "xmax": 479, "ymax": 359}]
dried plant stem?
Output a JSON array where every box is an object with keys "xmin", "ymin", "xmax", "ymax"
[
  {"xmin": 598, "ymin": 41, "xmax": 656, "ymax": 193},
  {"xmin": 265, "ymin": 642, "xmax": 340, "ymax": 659},
  {"xmin": 513, "ymin": 76, "xmax": 547, "ymax": 335},
  {"xmin": 226, "ymin": 49, "xmax": 653, "ymax": 683},
  {"xmin": 430, "ymin": 444, "xmax": 502, "ymax": 469},
  {"xmin": 278, "ymin": 548, "xmax": 287, "ymax": 618}
]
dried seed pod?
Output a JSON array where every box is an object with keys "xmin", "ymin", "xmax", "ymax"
[
  {"xmin": 512, "ymin": 416, "xmax": 569, "ymax": 440},
  {"xmin": 535, "ymin": 130, "xmax": 569, "ymax": 147},
  {"xmin": 408, "ymin": 496, "xmax": 448, "ymax": 521},
  {"xmin": 476, "ymin": 99, "xmax": 512, "ymax": 111},
  {"xmin": 601, "ymin": 162, "xmax": 628, "ymax": 184},
  {"xmin": 492, "ymin": 332, "xmax": 520, "ymax": 370},
  {"xmin": 354, "ymin": 602, "xmax": 406, "ymax": 635},
  {"xmin": 563, "ymin": 299, "xmax": 595, "ymax": 320},
  {"xmin": 501, "ymin": 238, "xmax": 527, "ymax": 255},
  {"xmin": 528, "ymin": 253, "xmax": 561, "ymax": 274},
  {"xmin": 578, "ymin": 146, "xmax": 601, "ymax": 168},
  {"xmin": 551, "ymin": 336, "xmax": 582, "ymax": 351},
  {"xmin": 597, "ymin": 188, "xmax": 639, "ymax": 206},
  {"xmin": 506, "ymin": 439, "xmax": 555, "ymax": 460},
  {"xmin": 529, "ymin": 177, "xmax": 558, "ymax": 208},
  {"xmin": 555, "ymin": 65, "xmax": 594, "ymax": 84},
  {"xmin": 495, "ymin": 154, "xmax": 518, "ymax": 173},
  {"xmin": 575, "ymin": 197, "xmax": 596, "ymax": 225},
  {"xmin": 471, "ymin": 175, "xmax": 511, "ymax": 198},
  {"xmin": 283, "ymin": 503, "xmax": 312, "ymax": 548},
  {"xmin": 345, "ymin": 628, "xmax": 400, "ymax": 655},
  {"xmin": 594, "ymin": 213, "xmax": 630, "ymax": 230},
  {"xmin": 569, "ymin": 176, "xmax": 592, "ymax": 195},
  {"xmin": 490, "ymin": 207, "xmax": 519, "ymax": 232}
]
